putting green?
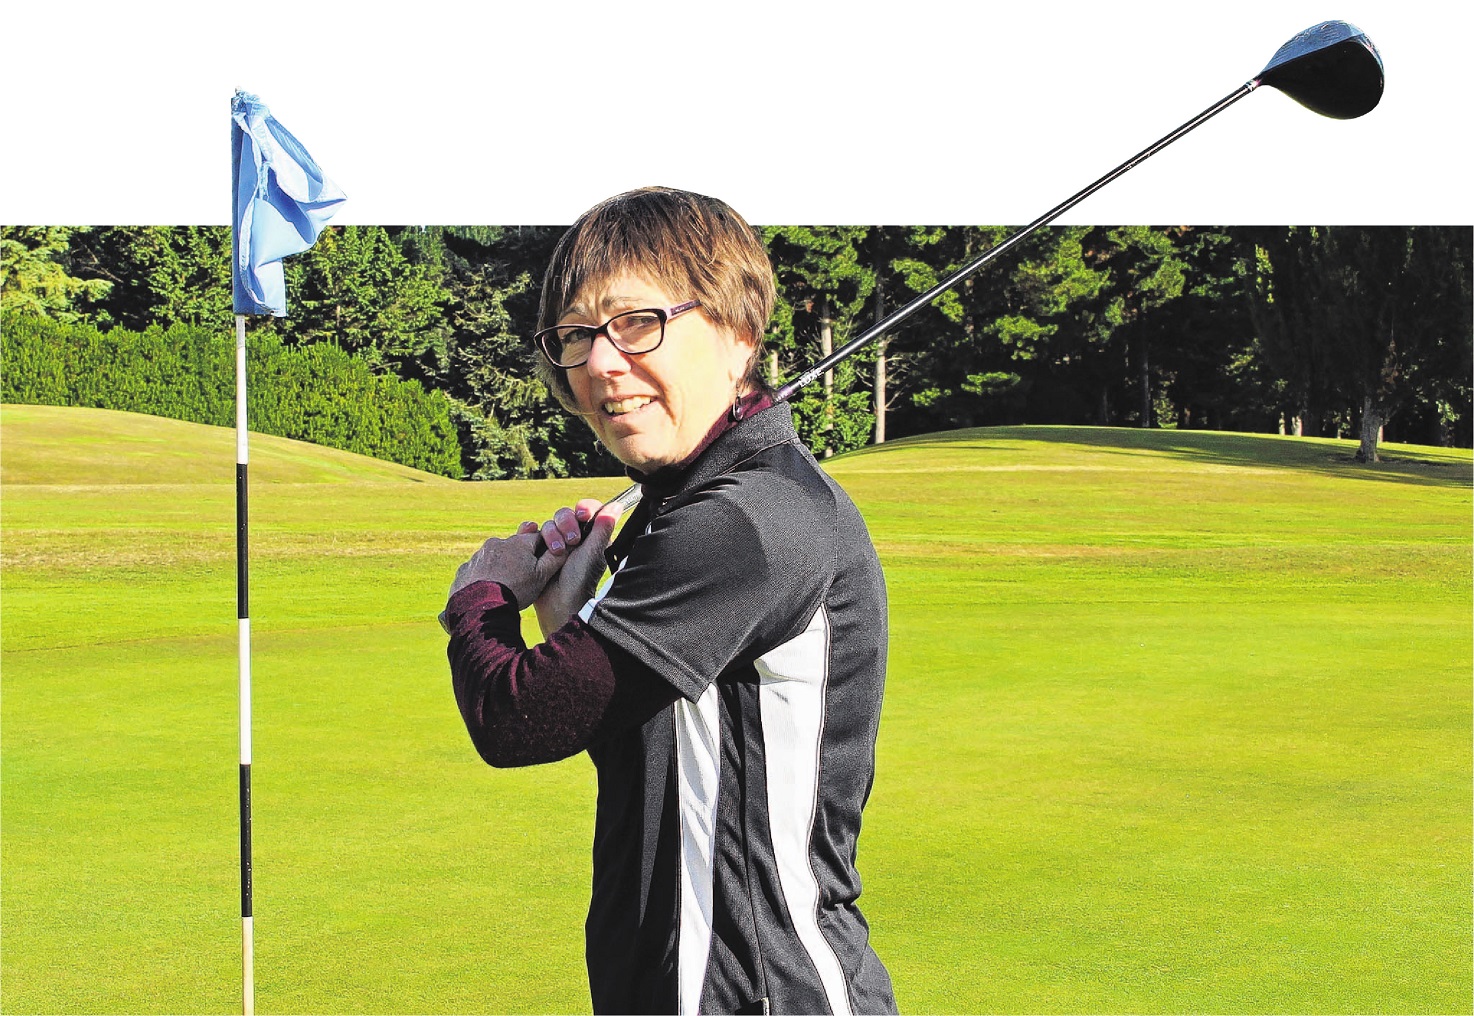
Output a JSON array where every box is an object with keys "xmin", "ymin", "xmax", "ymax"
[{"xmin": 3, "ymin": 405, "xmax": 1469, "ymax": 1013}]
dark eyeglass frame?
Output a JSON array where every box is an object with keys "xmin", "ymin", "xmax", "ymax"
[{"xmin": 534, "ymin": 300, "xmax": 702, "ymax": 368}]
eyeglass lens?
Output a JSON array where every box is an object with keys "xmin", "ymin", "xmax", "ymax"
[{"xmin": 545, "ymin": 310, "xmax": 665, "ymax": 366}]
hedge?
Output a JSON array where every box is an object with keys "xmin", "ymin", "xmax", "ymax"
[{"xmin": 1, "ymin": 313, "xmax": 463, "ymax": 477}]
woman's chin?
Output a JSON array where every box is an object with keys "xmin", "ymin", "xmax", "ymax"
[
  {"xmin": 603, "ymin": 432, "xmax": 692, "ymax": 474},
  {"xmin": 593, "ymin": 411, "xmax": 704, "ymax": 474},
  {"xmin": 615, "ymin": 451, "xmax": 675, "ymax": 474}
]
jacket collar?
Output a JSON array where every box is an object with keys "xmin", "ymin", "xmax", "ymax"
[
  {"xmin": 625, "ymin": 391, "xmax": 791, "ymax": 502},
  {"xmin": 604, "ymin": 395, "xmax": 795, "ymax": 569}
]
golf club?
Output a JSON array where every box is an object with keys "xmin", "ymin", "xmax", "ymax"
[{"xmin": 502, "ymin": 20, "xmax": 1383, "ymax": 575}]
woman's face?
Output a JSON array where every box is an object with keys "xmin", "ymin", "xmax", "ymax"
[{"xmin": 562, "ymin": 273, "xmax": 755, "ymax": 473}]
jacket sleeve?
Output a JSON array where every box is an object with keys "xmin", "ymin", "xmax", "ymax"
[
  {"xmin": 586, "ymin": 472, "xmax": 835, "ymax": 702},
  {"xmin": 445, "ymin": 580, "xmax": 680, "ymax": 767}
]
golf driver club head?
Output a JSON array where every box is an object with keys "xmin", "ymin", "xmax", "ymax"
[{"xmin": 1255, "ymin": 20, "xmax": 1384, "ymax": 119}]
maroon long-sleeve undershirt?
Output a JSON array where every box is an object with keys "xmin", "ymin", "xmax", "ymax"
[
  {"xmin": 448, "ymin": 391, "xmax": 776, "ymax": 768},
  {"xmin": 445, "ymin": 579, "xmax": 679, "ymax": 767}
]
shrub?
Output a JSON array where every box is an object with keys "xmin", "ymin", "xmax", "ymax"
[{"xmin": 1, "ymin": 313, "xmax": 463, "ymax": 477}]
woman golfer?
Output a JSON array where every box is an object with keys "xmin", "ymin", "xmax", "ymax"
[{"xmin": 445, "ymin": 187, "xmax": 896, "ymax": 1015}]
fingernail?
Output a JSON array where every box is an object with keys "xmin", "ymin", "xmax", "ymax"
[
  {"xmin": 574, "ymin": 507, "xmax": 590, "ymax": 521},
  {"xmin": 548, "ymin": 538, "xmax": 563, "ymax": 552}
]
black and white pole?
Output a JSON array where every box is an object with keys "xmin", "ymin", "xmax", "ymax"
[{"xmin": 235, "ymin": 312, "xmax": 254, "ymax": 1015}]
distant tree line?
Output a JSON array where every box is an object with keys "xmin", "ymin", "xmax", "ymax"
[{"xmin": 2, "ymin": 222, "xmax": 1468, "ymax": 475}]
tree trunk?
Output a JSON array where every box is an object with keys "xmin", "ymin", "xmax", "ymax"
[
  {"xmin": 1355, "ymin": 394, "xmax": 1385, "ymax": 462},
  {"xmin": 1099, "ymin": 389, "xmax": 1110, "ymax": 426},
  {"xmin": 820, "ymin": 299, "xmax": 834, "ymax": 458},
  {"xmin": 1301, "ymin": 402, "xmax": 1320, "ymax": 437},
  {"xmin": 767, "ymin": 349, "xmax": 779, "ymax": 389},
  {"xmin": 1435, "ymin": 413, "xmax": 1453, "ymax": 448},
  {"xmin": 1138, "ymin": 335, "xmax": 1151, "ymax": 428},
  {"xmin": 873, "ymin": 273, "xmax": 886, "ymax": 445},
  {"xmin": 874, "ymin": 338, "xmax": 888, "ymax": 444}
]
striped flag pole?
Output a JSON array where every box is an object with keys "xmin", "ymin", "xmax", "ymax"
[
  {"xmin": 230, "ymin": 91, "xmax": 344, "ymax": 1013},
  {"xmin": 235, "ymin": 311, "xmax": 254, "ymax": 1016}
]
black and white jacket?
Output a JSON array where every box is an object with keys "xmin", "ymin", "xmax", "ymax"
[{"xmin": 448, "ymin": 402, "xmax": 896, "ymax": 1015}]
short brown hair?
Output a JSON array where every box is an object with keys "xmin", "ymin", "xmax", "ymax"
[{"xmin": 535, "ymin": 186, "xmax": 776, "ymax": 409}]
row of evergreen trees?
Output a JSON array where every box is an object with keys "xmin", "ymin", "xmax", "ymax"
[{"xmin": 2, "ymin": 223, "xmax": 1469, "ymax": 476}]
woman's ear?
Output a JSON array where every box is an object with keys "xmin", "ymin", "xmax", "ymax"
[{"xmin": 728, "ymin": 329, "xmax": 759, "ymax": 387}]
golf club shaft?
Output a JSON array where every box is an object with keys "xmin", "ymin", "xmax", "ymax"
[
  {"xmin": 546, "ymin": 81, "xmax": 1259, "ymax": 549},
  {"xmin": 775, "ymin": 82, "xmax": 1255, "ymax": 401}
]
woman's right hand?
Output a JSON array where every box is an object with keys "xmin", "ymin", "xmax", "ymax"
[{"xmin": 533, "ymin": 498, "xmax": 621, "ymax": 638}]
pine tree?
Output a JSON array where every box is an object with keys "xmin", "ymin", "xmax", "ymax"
[{"xmin": 0, "ymin": 227, "xmax": 112, "ymax": 322}]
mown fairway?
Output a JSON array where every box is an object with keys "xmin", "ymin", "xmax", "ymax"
[{"xmin": 3, "ymin": 404, "xmax": 1470, "ymax": 1014}]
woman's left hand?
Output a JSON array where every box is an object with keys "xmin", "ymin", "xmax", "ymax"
[
  {"xmin": 448, "ymin": 497, "xmax": 621, "ymax": 619},
  {"xmin": 448, "ymin": 522, "xmax": 567, "ymax": 610}
]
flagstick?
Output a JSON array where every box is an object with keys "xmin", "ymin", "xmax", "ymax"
[
  {"xmin": 231, "ymin": 90, "xmax": 343, "ymax": 1014},
  {"xmin": 235, "ymin": 312, "xmax": 254, "ymax": 1016}
]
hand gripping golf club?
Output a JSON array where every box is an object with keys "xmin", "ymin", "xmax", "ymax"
[{"xmin": 498, "ymin": 22, "xmax": 1383, "ymax": 583}]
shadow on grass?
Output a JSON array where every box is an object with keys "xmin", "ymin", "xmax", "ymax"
[{"xmin": 852, "ymin": 426, "xmax": 1473, "ymax": 490}]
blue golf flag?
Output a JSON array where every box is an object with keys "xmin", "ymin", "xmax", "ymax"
[{"xmin": 231, "ymin": 90, "xmax": 346, "ymax": 316}]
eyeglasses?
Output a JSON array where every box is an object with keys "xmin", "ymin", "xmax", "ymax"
[{"xmin": 534, "ymin": 301, "xmax": 701, "ymax": 368}]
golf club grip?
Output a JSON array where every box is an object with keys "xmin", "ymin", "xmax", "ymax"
[
  {"xmin": 438, "ymin": 484, "xmax": 644, "ymax": 635},
  {"xmin": 531, "ymin": 482, "xmax": 645, "ymax": 558},
  {"xmin": 531, "ymin": 520, "xmax": 593, "ymax": 558}
]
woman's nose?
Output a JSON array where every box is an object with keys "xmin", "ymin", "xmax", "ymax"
[{"xmin": 583, "ymin": 330, "xmax": 631, "ymax": 376}]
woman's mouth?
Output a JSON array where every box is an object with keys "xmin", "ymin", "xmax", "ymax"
[{"xmin": 601, "ymin": 396, "xmax": 655, "ymax": 417}]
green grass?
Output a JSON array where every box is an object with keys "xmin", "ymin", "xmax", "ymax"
[{"xmin": 3, "ymin": 406, "xmax": 1470, "ymax": 1014}]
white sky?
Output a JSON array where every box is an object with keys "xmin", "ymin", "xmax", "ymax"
[{"xmin": 4, "ymin": 0, "xmax": 1468, "ymax": 226}]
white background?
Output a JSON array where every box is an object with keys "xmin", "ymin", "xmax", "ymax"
[{"xmin": 4, "ymin": 0, "xmax": 1468, "ymax": 226}]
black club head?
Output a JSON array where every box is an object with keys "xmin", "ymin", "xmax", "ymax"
[{"xmin": 1255, "ymin": 21, "xmax": 1384, "ymax": 119}]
